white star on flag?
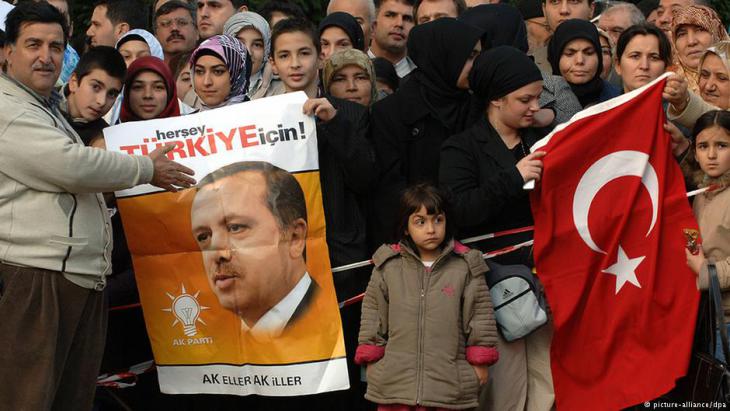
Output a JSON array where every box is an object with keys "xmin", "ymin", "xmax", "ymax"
[{"xmin": 601, "ymin": 245, "xmax": 644, "ymax": 294}]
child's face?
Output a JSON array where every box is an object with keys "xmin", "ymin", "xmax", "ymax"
[
  {"xmin": 406, "ymin": 205, "xmax": 446, "ymax": 257},
  {"xmin": 193, "ymin": 54, "xmax": 231, "ymax": 107},
  {"xmin": 270, "ymin": 31, "xmax": 321, "ymax": 93},
  {"xmin": 129, "ymin": 70, "xmax": 168, "ymax": 120},
  {"xmin": 695, "ymin": 125, "xmax": 730, "ymax": 178},
  {"xmin": 67, "ymin": 69, "xmax": 122, "ymax": 121}
]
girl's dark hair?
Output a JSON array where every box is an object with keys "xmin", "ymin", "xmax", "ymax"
[
  {"xmin": 616, "ymin": 23, "xmax": 672, "ymax": 67},
  {"xmin": 683, "ymin": 110, "xmax": 730, "ymax": 185},
  {"xmin": 692, "ymin": 110, "xmax": 730, "ymax": 143},
  {"xmin": 395, "ymin": 183, "xmax": 454, "ymax": 246}
]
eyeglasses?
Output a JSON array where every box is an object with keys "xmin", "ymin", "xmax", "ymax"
[{"xmin": 157, "ymin": 18, "xmax": 193, "ymax": 29}]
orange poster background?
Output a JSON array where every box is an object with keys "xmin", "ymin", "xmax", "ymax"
[{"xmin": 117, "ymin": 171, "xmax": 345, "ymax": 365}]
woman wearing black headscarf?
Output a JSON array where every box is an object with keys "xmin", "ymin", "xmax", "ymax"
[
  {"xmin": 440, "ymin": 47, "xmax": 554, "ymax": 411},
  {"xmin": 459, "ymin": 3, "xmax": 528, "ymax": 52},
  {"xmin": 368, "ymin": 18, "xmax": 482, "ymax": 246},
  {"xmin": 440, "ymin": 46, "xmax": 545, "ymax": 265},
  {"xmin": 459, "ymin": 4, "xmax": 581, "ymax": 128},
  {"xmin": 548, "ymin": 19, "xmax": 621, "ymax": 108},
  {"xmin": 318, "ymin": 11, "xmax": 365, "ymax": 60}
]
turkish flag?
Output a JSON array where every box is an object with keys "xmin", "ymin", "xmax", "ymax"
[{"xmin": 530, "ymin": 75, "xmax": 699, "ymax": 410}]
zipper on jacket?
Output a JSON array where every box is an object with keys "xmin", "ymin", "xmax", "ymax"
[
  {"xmin": 416, "ymin": 262, "xmax": 431, "ymax": 405},
  {"xmin": 60, "ymin": 194, "xmax": 77, "ymax": 272}
]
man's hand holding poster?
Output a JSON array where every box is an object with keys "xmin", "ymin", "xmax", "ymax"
[{"xmin": 104, "ymin": 92, "xmax": 349, "ymax": 396}]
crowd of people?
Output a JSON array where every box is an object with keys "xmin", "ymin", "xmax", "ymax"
[{"xmin": 0, "ymin": 0, "xmax": 728, "ymax": 409}]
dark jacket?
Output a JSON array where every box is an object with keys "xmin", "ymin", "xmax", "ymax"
[
  {"xmin": 369, "ymin": 80, "xmax": 471, "ymax": 246},
  {"xmin": 439, "ymin": 118, "xmax": 548, "ymax": 266},
  {"xmin": 318, "ymin": 95, "xmax": 376, "ymax": 298},
  {"xmin": 596, "ymin": 79, "xmax": 622, "ymax": 106}
]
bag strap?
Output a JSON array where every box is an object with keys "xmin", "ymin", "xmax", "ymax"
[
  {"xmin": 709, "ymin": 263, "xmax": 730, "ymax": 363},
  {"xmin": 708, "ymin": 263, "xmax": 730, "ymax": 403}
]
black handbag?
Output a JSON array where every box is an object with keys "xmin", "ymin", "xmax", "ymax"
[{"xmin": 670, "ymin": 263, "xmax": 730, "ymax": 404}]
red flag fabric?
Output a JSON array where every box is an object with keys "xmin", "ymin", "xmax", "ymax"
[{"xmin": 530, "ymin": 75, "xmax": 700, "ymax": 410}]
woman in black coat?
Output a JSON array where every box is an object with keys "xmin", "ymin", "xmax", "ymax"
[
  {"xmin": 369, "ymin": 18, "xmax": 483, "ymax": 246},
  {"xmin": 440, "ymin": 46, "xmax": 547, "ymax": 266},
  {"xmin": 440, "ymin": 47, "xmax": 557, "ymax": 411}
]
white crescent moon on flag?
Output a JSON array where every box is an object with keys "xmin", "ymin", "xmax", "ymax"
[{"xmin": 572, "ymin": 151, "xmax": 659, "ymax": 254}]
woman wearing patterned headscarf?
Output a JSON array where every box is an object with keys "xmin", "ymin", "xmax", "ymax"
[
  {"xmin": 322, "ymin": 49, "xmax": 378, "ymax": 107},
  {"xmin": 224, "ymin": 11, "xmax": 280, "ymax": 100},
  {"xmin": 671, "ymin": 5, "xmax": 729, "ymax": 94},
  {"xmin": 190, "ymin": 34, "xmax": 252, "ymax": 111}
]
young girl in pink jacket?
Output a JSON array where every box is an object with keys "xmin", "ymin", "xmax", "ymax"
[{"xmin": 355, "ymin": 184, "xmax": 499, "ymax": 410}]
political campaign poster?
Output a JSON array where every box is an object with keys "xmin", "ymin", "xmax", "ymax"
[{"xmin": 104, "ymin": 92, "xmax": 349, "ymax": 396}]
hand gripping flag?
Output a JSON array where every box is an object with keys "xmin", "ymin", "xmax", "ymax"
[{"xmin": 530, "ymin": 74, "xmax": 699, "ymax": 410}]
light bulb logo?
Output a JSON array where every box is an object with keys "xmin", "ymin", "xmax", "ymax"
[{"xmin": 162, "ymin": 284, "xmax": 210, "ymax": 336}]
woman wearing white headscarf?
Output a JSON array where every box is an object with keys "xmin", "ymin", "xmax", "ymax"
[
  {"xmin": 224, "ymin": 11, "xmax": 284, "ymax": 99},
  {"xmin": 115, "ymin": 29, "xmax": 164, "ymax": 66}
]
